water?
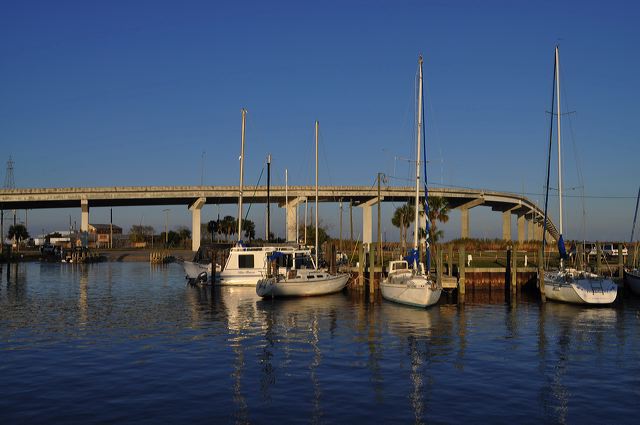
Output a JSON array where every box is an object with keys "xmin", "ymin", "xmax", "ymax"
[{"xmin": 1, "ymin": 262, "xmax": 639, "ymax": 424}]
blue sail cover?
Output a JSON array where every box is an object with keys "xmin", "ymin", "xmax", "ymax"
[
  {"xmin": 404, "ymin": 248, "xmax": 420, "ymax": 266},
  {"xmin": 557, "ymin": 235, "xmax": 568, "ymax": 259},
  {"xmin": 267, "ymin": 251, "xmax": 284, "ymax": 261}
]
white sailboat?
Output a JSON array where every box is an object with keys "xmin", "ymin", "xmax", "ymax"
[
  {"xmin": 256, "ymin": 121, "xmax": 349, "ymax": 298},
  {"xmin": 623, "ymin": 186, "xmax": 640, "ymax": 295},
  {"xmin": 379, "ymin": 55, "xmax": 442, "ymax": 308},
  {"xmin": 542, "ymin": 46, "xmax": 617, "ymax": 304}
]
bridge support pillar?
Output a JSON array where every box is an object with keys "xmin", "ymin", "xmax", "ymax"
[
  {"xmin": 81, "ymin": 199, "xmax": 89, "ymax": 233},
  {"xmin": 527, "ymin": 219, "xmax": 534, "ymax": 241},
  {"xmin": 285, "ymin": 197, "xmax": 306, "ymax": 243},
  {"xmin": 517, "ymin": 213, "xmax": 525, "ymax": 243},
  {"xmin": 359, "ymin": 197, "xmax": 380, "ymax": 246},
  {"xmin": 460, "ymin": 208, "xmax": 469, "ymax": 239},
  {"xmin": 502, "ymin": 211, "xmax": 511, "ymax": 240},
  {"xmin": 189, "ymin": 197, "xmax": 206, "ymax": 252}
]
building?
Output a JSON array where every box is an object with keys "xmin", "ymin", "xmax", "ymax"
[{"xmin": 88, "ymin": 223, "xmax": 122, "ymax": 247}]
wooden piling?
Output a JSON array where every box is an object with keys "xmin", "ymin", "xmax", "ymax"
[
  {"xmin": 618, "ymin": 243, "xmax": 624, "ymax": 278},
  {"xmin": 448, "ymin": 244, "xmax": 453, "ymax": 277},
  {"xmin": 538, "ymin": 245, "xmax": 545, "ymax": 302},
  {"xmin": 511, "ymin": 248, "xmax": 517, "ymax": 291},
  {"xmin": 358, "ymin": 243, "xmax": 364, "ymax": 287},
  {"xmin": 458, "ymin": 245, "xmax": 465, "ymax": 302},
  {"xmin": 369, "ymin": 246, "xmax": 375, "ymax": 298},
  {"xmin": 437, "ymin": 246, "xmax": 443, "ymax": 288}
]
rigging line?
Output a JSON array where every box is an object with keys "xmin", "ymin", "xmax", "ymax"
[
  {"xmin": 243, "ymin": 164, "xmax": 265, "ymax": 224},
  {"xmin": 630, "ymin": 186, "xmax": 640, "ymax": 244},
  {"xmin": 542, "ymin": 47, "xmax": 557, "ymax": 262}
]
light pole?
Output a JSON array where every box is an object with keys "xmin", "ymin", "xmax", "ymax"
[
  {"xmin": 163, "ymin": 209, "xmax": 170, "ymax": 246},
  {"xmin": 377, "ymin": 172, "xmax": 387, "ymax": 268}
]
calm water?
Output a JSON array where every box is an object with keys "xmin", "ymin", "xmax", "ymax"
[{"xmin": 1, "ymin": 262, "xmax": 639, "ymax": 424}]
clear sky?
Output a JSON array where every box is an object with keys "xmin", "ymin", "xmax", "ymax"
[{"xmin": 1, "ymin": 0, "xmax": 639, "ymax": 241}]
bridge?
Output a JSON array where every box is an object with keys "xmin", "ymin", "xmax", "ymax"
[{"xmin": 0, "ymin": 185, "xmax": 558, "ymax": 251}]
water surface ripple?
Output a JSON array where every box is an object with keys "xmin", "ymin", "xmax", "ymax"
[{"xmin": 1, "ymin": 262, "xmax": 639, "ymax": 424}]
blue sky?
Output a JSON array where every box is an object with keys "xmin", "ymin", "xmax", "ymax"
[{"xmin": 1, "ymin": 0, "xmax": 639, "ymax": 241}]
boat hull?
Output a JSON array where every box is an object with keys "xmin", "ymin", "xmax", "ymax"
[
  {"xmin": 544, "ymin": 272, "xmax": 617, "ymax": 304},
  {"xmin": 218, "ymin": 272, "xmax": 265, "ymax": 287},
  {"xmin": 624, "ymin": 269, "xmax": 640, "ymax": 296},
  {"xmin": 380, "ymin": 276, "xmax": 441, "ymax": 308},
  {"xmin": 256, "ymin": 274, "xmax": 349, "ymax": 297},
  {"xmin": 183, "ymin": 261, "xmax": 213, "ymax": 280}
]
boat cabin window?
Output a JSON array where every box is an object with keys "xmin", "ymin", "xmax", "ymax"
[
  {"xmin": 393, "ymin": 262, "xmax": 408, "ymax": 271},
  {"xmin": 238, "ymin": 254, "xmax": 254, "ymax": 269}
]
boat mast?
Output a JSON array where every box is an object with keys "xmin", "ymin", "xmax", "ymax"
[
  {"xmin": 413, "ymin": 56, "xmax": 424, "ymax": 266},
  {"xmin": 555, "ymin": 47, "xmax": 564, "ymax": 268},
  {"xmin": 630, "ymin": 186, "xmax": 640, "ymax": 245},
  {"xmin": 266, "ymin": 154, "xmax": 271, "ymax": 241},
  {"xmin": 238, "ymin": 108, "xmax": 246, "ymax": 243},
  {"xmin": 315, "ymin": 120, "xmax": 319, "ymax": 269}
]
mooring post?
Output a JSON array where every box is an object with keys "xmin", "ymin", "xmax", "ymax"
[
  {"xmin": 511, "ymin": 247, "xmax": 517, "ymax": 292},
  {"xmin": 506, "ymin": 246, "xmax": 512, "ymax": 290},
  {"xmin": 458, "ymin": 244, "xmax": 466, "ymax": 302},
  {"xmin": 448, "ymin": 243, "xmax": 453, "ymax": 277},
  {"xmin": 538, "ymin": 245, "xmax": 546, "ymax": 302},
  {"xmin": 437, "ymin": 246, "xmax": 443, "ymax": 288},
  {"xmin": 358, "ymin": 243, "xmax": 364, "ymax": 288},
  {"xmin": 596, "ymin": 242, "xmax": 602, "ymax": 275},
  {"xmin": 618, "ymin": 243, "xmax": 624, "ymax": 279},
  {"xmin": 369, "ymin": 245, "xmax": 375, "ymax": 298}
]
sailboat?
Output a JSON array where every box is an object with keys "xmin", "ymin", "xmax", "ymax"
[
  {"xmin": 542, "ymin": 46, "xmax": 617, "ymax": 304},
  {"xmin": 256, "ymin": 121, "xmax": 350, "ymax": 297},
  {"xmin": 379, "ymin": 55, "xmax": 442, "ymax": 308},
  {"xmin": 623, "ymin": 186, "xmax": 640, "ymax": 295}
]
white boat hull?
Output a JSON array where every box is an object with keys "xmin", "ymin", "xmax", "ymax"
[
  {"xmin": 218, "ymin": 272, "xmax": 264, "ymax": 287},
  {"xmin": 183, "ymin": 261, "xmax": 213, "ymax": 280},
  {"xmin": 544, "ymin": 271, "xmax": 617, "ymax": 304},
  {"xmin": 624, "ymin": 269, "xmax": 640, "ymax": 296},
  {"xmin": 256, "ymin": 273, "xmax": 349, "ymax": 297},
  {"xmin": 380, "ymin": 275, "xmax": 441, "ymax": 308}
]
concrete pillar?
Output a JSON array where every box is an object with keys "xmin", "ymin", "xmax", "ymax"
[
  {"xmin": 284, "ymin": 197, "xmax": 306, "ymax": 243},
  {"xmin": 286, "ymin": 203, "xmax": 297, "ymax": 242},
  {"xmin": 460, "ymin": 208, "xmax": 469, "ymax": 239},
  {"xmin": 517, "ymin": 214, "xmax": 525, "ymax": 243},
  {"xmin": 527, "ymin": 219, "xmax": 534, "ymax": 241},
  {"xmin": 81, "ymin": 199, "xmax": 89, "ymax": 232},
  {"xmin": 502, "ymin": 211, "xmax": 511, "ymax": 241},
  {"xmin": 535, "ymin": 222, "xmax": 543, "ymax": 241},
  {"xmin": 189, "ymin": 197, "xmax": 206, "ymax": 252}
]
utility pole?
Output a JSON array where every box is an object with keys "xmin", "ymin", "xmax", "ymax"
[{"xmin": 377, "ymin": 173, "xmax": 385, "ymax": 268}]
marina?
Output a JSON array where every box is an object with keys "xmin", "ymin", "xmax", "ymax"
[{"xmin": 1, "ymin": 1, "xmax": 639, "ymax": 423}]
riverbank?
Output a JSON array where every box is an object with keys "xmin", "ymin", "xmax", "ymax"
[{"xmin": 1, "ymin": 248, "xmax": 195, "ymax": 263}]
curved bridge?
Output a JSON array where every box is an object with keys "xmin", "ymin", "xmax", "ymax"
[{"xmin": 0, "ymin": 185, "xmax": 558, "ymax": 251}]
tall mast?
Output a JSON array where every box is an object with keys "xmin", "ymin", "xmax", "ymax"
[
  {"xmin": 315, "ymin": 120, "xmax": 319, "ymax": 269},
  {"xmin": 285, "ymin": 168, "xmax": 288, "ymax": 240},
  {"xmin": 237, "ymin": 108, "xmax": 246, "ymax": 242},
  {"xmin": 413, "ymin": 56, "xmax": 423, "ymax": 255},
  {"xmin": 555, "ymin": 47, "xmax": 563, "ymax": 239},
  {"xmin": 266, "ymin": 154, "xmax": 271, "ymax": 241}
]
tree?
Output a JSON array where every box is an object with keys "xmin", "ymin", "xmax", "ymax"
[
  {"xmin": 129, "ymin": 225, "xmax": 154, "ymax": 243},
  {"xmin": 427, "ymin": 196, "xmax": 449, "ymax": 243},
  {"xmin": 300, "ymin": 223, "xmax": 331, "ymax": 250},
  {"xmin": 220, "ymin": 215, "xmax": 237, "ymax": 241},
  {"xmin": 207, "ymin": 219, "xmax": 220, "ymax": 242},
  {"xmin": 242, "ymin": 219, "xmax": 256, "ymax": 242},
  {"xmin": 391, "ymin": 203, "xmax": 414, "ymax": 251},
  {"xmin": 177, "ymin": 226, "xmax": 192, "ymax": 248},
  {"xmin": 8, "ymin": 224, "xmax": 29, "ymax": 249}
]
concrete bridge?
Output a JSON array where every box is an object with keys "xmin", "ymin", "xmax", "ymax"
[{"xmin": 0, "ymin": 185, "xmax": 558, "ymax": 251}]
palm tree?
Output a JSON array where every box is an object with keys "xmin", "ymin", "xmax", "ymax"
[
  {"xmin": 221, "ymin": 215, "xmax": 236, "ymax": 241},
  {"xmin": 8, "ymin": 224, "xmax": 29, "ymax": 250},
  {"xmin": 391, "ymin": 203, "xmax": 414, "ymax": 252},
  {"xmin": 427, "ymin": 196, "xmax": 449, "ymax": 243},
  {"xmin": 207, "ymin": 219, "xmax": 220, "ymax": 242},
  {"xmin": 242, "ymin": 219, "xmax": 256, "ymax": 242}
]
